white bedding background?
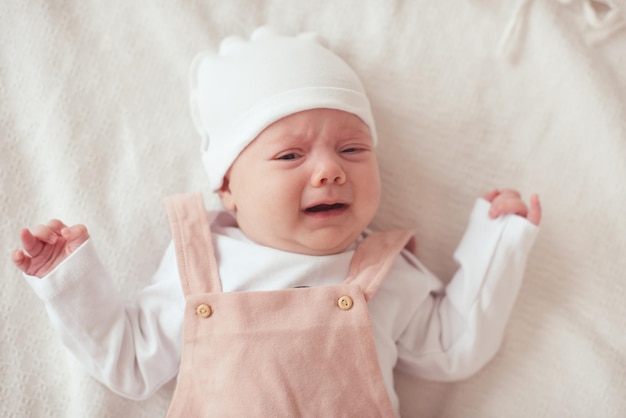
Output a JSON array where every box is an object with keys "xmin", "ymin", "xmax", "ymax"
[{"xmin": 2, "ymin": 1, "xmax": 625, "ymax": 417}]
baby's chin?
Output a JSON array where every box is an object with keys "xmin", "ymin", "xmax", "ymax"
[
  {"xmin": 279, "ymin": 231, "xmax": 362, "ymax": 256},
  {"xmin": 237, "ymin": 219, "xmax": 365, "ymax": 256}
]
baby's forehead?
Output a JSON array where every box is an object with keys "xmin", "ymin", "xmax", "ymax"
[{"xmin": 256, "ymin": 109, "xmax": 372, "ymax": 144}]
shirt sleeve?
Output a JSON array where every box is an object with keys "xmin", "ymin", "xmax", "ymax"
[
  {"xmin": 23, "ymin": 239, "xmax": 185, "ymax": 400},
  {"xmin": 395, "ymin": 198, "xmax": 539, "ymax": 381}
]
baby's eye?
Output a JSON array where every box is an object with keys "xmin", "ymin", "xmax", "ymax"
[
  {"xmin": 341, "ymin": 147, "xmax": 363, "ymax": 154},
  {"xmin": 277, "ymin": 152, "xmax": 301, "ymax": 161}
]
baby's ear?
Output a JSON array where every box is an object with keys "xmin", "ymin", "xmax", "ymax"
[{"xmin": 217, "ymin": 177, "xmax": 237, "ymax": 211}]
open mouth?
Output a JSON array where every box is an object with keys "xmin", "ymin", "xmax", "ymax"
[{"xmin": 305, "ymin": 203, "xmax": 348, "ymax": 214}]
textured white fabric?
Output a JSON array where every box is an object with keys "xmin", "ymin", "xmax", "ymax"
[
  {"xmin": 192, "ymin": 27, "xmax": 377, "ymax": 192},
  {"xmin": 22, "ymin": 201, "xmax": 537, "ymax": 416},
  {"xmin": 2, "ymin": 1, "xmax": 625, "ymax": 417}
]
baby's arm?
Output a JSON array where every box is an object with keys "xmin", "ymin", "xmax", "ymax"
[
  {"xmin": 12, "ymin": 219, "xmax": 89, "ymax": 277},
  {"xmin": 395, "ymin": 189, "xmax": 540, "ymax": 380},
  {"xmin": 13, "ymin": 221, "xmax": 183, "ymax": 400}
]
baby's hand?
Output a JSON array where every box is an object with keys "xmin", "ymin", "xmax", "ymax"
[
  {"xmin": 12, "ymin": 219, "xmax": 89, "ymax": 278},
  {"xmin": 483, "ymin": 189, "xmax": 541, "ymax": 226}
]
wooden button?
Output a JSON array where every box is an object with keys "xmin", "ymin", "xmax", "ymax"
[
  {"xmin": 337, "ymin": 296, "xmax": 353, "ymax": 310},
  {"xmin": 196, "ymin": 303, "xmax": 212, "ymax": 318}
]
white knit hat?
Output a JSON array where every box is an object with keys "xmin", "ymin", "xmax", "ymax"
[{"xmin": 189, "ymin": 27, "xmax": 377, "ymax": 192}]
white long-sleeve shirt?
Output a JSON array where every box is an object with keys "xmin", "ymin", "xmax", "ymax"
[{"xmin": 24, "ymin": 199, "xmax": 538, "ymax": 414}]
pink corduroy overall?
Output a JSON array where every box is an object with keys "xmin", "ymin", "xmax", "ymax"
[{"xmin": 164, "ymin": 193, "xmax": 415, "ymax": 417}]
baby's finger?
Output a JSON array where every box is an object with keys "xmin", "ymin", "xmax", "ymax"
[
  {"xmin": 61, "ymin": 225, "xmax": 89, "ymax": 253},
  {"xmin": 20, "ymin": 228, "xmax": 43, "ymax": 257},
  {"xmin": 30, "ymin": 224, "xmax": 58, "ymax": 245},
  {"xmin": 497, "ymin": 189, "xmax": 522, "ymax": 199},
  {"xmin": 526, "ymin": 194, "xmax": 542, "ymax": 226},
  {"xmin": 482, "ymin": 189, "xmax": 500, "ymax": 202},
  {"xmin": 61, "ymin": 224, "xmax": 88, "ymax": 240},
  {"xmin": 489, "ymin": 198, "xmax": 528, "ymax": 219},
  {"xmin": 47, "ymin": 219, "xmax": 68, "ymax": 235},
  {"xmin": 11, "ymin": 249, "xmax": 31, "ymax": 272}
]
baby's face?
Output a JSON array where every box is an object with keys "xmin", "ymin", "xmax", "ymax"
[{"xmin": 219, "ymin": 108, "xmax": 381, "ymax": 255}]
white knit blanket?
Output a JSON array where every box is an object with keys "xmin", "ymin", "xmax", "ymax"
[{"xmin": 2, "ymin": 1, "xmax": 625, "ymax": 417}]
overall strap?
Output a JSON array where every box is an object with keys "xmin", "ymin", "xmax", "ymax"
[
  {"xmin": 164, "ymin": 192, "xmax": 222, "ymax": 296},
  {"xmin": 345, "ymin": 229, "xmax": 416, "ymax": 302}
]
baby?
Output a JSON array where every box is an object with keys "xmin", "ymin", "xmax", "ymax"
[{"xmin": 12, "ymin": 28, "xmax": 541, "ymax": 417}]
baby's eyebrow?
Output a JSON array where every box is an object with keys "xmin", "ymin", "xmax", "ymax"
[
  {"xmin": 338, "ymin": 125, "xmax": 372, "ymax": 137},
  {"xmin": 271, "ymin": 134, "xmax": 306, "ymax": 146},
  {"xmin": 338, "ymin": 131, "xmax": 374, "ymax": 143}
]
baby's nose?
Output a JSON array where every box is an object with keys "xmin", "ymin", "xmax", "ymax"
[{"xmin": 311, "ymin": 158, "xmax": 346, "ymax": 186}]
